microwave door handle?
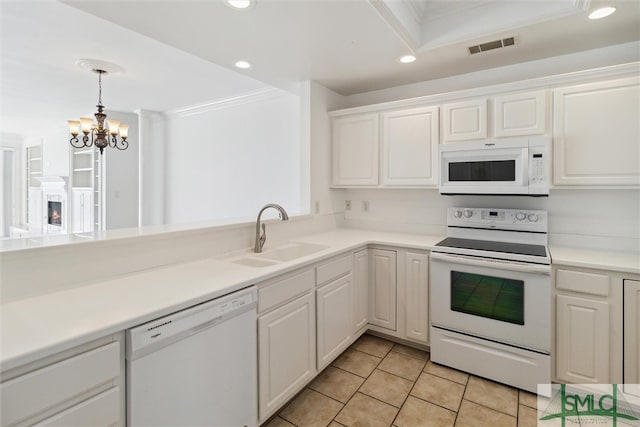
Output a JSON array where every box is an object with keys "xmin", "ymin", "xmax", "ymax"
[
  {"xmin": 430, "ymin": 252, "xmax": 551, "ymax": 275},
  {"xmin": 522, "ymin": 147, "xmax": 529, "ymax": 186}
]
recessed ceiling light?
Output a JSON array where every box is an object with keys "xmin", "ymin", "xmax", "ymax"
[
  {"xmin": 588, "ymin": 6, "xmax": 616, "ymax": 19},
  {"xmin": 226, "ymin": 0, "xmax": 254, "ymax": 9},
  {"xmin": 399, "ymin": 55, "xmax": 416, "ymax": 64},
  {"xmin": 235, "ymin": 60, "xmax": 251, "ymax": 69}
]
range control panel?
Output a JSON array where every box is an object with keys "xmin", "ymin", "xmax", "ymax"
[{"xmin": 448, "ymin": 207, "xmax": 547, "ymax": 232}]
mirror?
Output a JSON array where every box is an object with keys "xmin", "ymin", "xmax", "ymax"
[{"xmin": 0, "ymin": 1, "xmax": 308, "ymax": 245}]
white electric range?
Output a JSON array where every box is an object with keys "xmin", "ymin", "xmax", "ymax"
[{"xmin": 430, "ymin": 207, "xmax": 551, "ymax": 393}]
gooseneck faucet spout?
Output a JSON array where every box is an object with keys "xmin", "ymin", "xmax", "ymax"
[{"xmin": 254, "ymin": 203, "xmax": 289, "ymax": 253}]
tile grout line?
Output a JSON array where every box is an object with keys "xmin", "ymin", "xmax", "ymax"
[
  {"xmin": 272, "ymin": 336, "xmax": 529, "ymax": 427},
  {"xmin": 329, "ymin": 343, "xmax": 386, "ymax": 426}
]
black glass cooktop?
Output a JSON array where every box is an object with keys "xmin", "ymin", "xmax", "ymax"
[{"xmin": 435, "ymin": 237, "xmax": 547, "ymax": 257}]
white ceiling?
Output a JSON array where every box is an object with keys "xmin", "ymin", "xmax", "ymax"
[
  {"xmin": 63, "ymin": 0, "xmax": 640, "ymax": 95},
  {"xmin": 0, "ymin": 0, "xmax": 269, "ymax": 138},
  {"xmin": 1, "ymin": 0, "xmax": 639, "ymax": 139}
]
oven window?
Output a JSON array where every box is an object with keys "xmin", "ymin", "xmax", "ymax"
[
  {"xmin": 448, "ymin": 160, "xmax": 516, "ymax": 182},
  {"xmin": 450, "ymin": 271, "xmax": 524, "ymax": 325}
]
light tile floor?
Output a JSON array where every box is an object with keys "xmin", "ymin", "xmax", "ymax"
[{"xmin": 265, "ymin": 333, "xmax": 539, "ymax": 427}]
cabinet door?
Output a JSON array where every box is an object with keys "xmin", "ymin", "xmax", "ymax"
[
  {"xmin": 553, "ymin": 77, "xmax": 640, "ymax": 186},
  {"xmin": 405, "ymin": 252, "xmax": 429, "ymax": 345},
  {"xmin": 624, "ymin": 279, "xmax": 640, "ymax": 397},
  {"xmin": 72, "ymin": 190, "xmax": 93, "ymax": 233},
  {"xmin": 332, "ymin": 114, "xmax": 379, "ymax": 186},
  {"xmin": 38, "ymin": 387, "xmax": 120, "ymax": 427},
  {"xmin": 368, "ymin": 249, "xmax": 397, "ymax": 330},
  {"xmin": 443, "ymin": 98, "xmax": 487, "ymax": 142},
  {"xmin": 381, "ymin": 106, "xmax": 439, "ymax": 186},
  {"xmin": 258, "ymin": 292, "xmax": 315, "ymax": 421},
  {"xmin": 317, "ymin": 275, "xmax": 353, "ymax": 370},
  {"xmin": 556, "ymin": 294, "xmax": 610, "ymax": 384},
  {"xmin": 494, "ymin": 90, "xmax": 548, "ymax": 137},
  {"xmin": 353, "ymin": 249, "xmax": 369, "ymax": 332}
]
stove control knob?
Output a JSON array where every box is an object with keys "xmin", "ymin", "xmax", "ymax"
[
  {"xmin": 528, "ymin": 213, "xmax": 539, "ymax": 222},
  {"xmin": 516, "ymin": 212, "xmax": 526, "ymax": 221},
  {"xmin": 453, "ymin": 210, "xmax": 463, "ymax": 219},
  {"xmin": 463, "ymin": 209, "xmax": 473, "ymax": 218}
]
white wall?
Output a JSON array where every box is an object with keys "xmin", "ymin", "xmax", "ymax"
[
  {"xmin": 164, "ymin": 89, "xmax": 304, "ymax": 224},
  {"xmin": 137, "ymin": 109, "xmax": 165, "ymax": 227},
  {"xmin": 103, "ymin": 110, "xmax": 139, "ymax": 230},
  {"xmin": 342, "ymin": 189, "xmax": 640, "ymax": 252},
  {"xmin": 306, "ymin": 81, "xmax": 348, "ymax": 216}
]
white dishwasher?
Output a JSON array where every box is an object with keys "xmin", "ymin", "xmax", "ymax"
[{"xmin": 126, "ymin": 286, "xmax": 258, "ymax": 427}]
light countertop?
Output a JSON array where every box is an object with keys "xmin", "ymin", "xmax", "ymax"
[
  {"xmin": 549, "ymin": 245, "xmax": 640, "ymax": 275},
  {"xmin": 2, "ymin": 228, "xmax": 638, "ymax": 372},
  {"xmin": 0, "ymin": 229, "xmax": 441, "ymax": 372}
]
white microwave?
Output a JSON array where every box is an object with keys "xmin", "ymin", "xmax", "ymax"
[{"xmin": 439, "ymin": 137, "xmax": 550, "ymax": 196}]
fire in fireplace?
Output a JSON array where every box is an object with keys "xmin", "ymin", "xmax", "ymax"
[{"xmin": 48, "ymin": 201, "xmax": 62, "ymax": 226}]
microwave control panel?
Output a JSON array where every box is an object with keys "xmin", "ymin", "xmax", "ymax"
[{"xmin": 528, "ymin": 138, "xmax": 550, "ymax": 194}]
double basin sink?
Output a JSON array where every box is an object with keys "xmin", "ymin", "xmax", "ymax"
[{"xmin": 228, "ymin": 242, "xmax": 330, "ymax": 267}]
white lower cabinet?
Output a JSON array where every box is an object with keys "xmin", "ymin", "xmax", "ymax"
[
  {"xmin": 353, "ymin": 249, "xmax": 369, "ymax": 332},
  {"xmin": 0, "ymin": 336, "xmax": 124, "ymax": 427},
  {"xmin": 554, "ymin": 266, "xmax": 624, "ymax": 385},
  {"xmin": 317, "ymin": 274, "xmax": 353, "ymax": 370},
  {"xmin": 556, "ymin": 294, "xmax": 610, "ymax": 384},
  {"xmin": 404, "ymin": 251, "xmax": 429, "ymax": 345},
  {"xmin": 624, "ymin": 279, "xmax": 640, "ymax": 397},
  {"xmin": 258, "ymin": 291, "xmax": 315, "ymax": 422},
  {"xmin": 368, "ymin": 249, "xmax": 397, "ymax": 331}
]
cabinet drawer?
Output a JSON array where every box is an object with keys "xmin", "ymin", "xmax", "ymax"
[
  {"xmin": 259, "ymin": 269, "xmax": 315, "ymax": 313},
  {"xmin": 556, "ymin": 268, "xmax": 610, "ymax": 297},
  {"xmin": 37, "ymin": 387, "xmax": 120, "ymax": 426},
  {"xmin": 1, "ymin": 342, "xmax": 120, "ymax": 426},
  {"xmin": 316, "ymin": 254, "xmax": 352, "ymax": 287}
]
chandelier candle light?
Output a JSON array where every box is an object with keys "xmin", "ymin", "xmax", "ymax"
[{"xmin": 68, "ymin": 69, "xmax": 128, "ymax": 155}]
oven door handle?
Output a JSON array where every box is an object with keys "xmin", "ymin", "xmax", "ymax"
[{"xmin": 430, "ymin": 252, "xmax": 551, "ymax": 275}]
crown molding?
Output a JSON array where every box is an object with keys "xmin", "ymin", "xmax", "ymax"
[{"xmin": 164, "ymin": 87, "xmax": 287, "ymax": 119}]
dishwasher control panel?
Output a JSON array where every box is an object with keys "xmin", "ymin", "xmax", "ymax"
[{"xmin": 126, "ymin": 287, "xmax": 257, "ymax": 360}]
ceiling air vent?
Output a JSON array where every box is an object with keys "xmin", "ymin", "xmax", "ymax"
[{"xmin": 468, "ymin": 37, "xmax": 517, "ymax": 55}]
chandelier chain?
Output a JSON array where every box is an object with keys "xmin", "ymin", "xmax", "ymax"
[{"xmin": 97, "ymin": 70, "xmax": 103, "ymax": 106}]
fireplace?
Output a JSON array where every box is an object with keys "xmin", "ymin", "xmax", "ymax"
[{"xmin": 35, "ymin": 176, "xmax": 68, "ymax": 235}]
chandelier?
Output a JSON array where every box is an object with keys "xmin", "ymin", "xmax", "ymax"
[{"xmin": 67, "ymin": 69, "xmax": 128, "ymax": 155}]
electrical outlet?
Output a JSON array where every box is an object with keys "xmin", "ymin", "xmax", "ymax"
[
  {"xmin": 345, "ymin": 200, "xmax": 351, "ymax": 211},
  {"xmin": 362, "ymin": 200, "xmax": 369, "ymax": 212},
  {"xmin": 314, "ymin": 201, "xmax": 320, "ymax": 214}
]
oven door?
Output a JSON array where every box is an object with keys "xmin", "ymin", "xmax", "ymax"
[
  {"xmin": 430, "ymin": 252, "xmax": 550, "ymax": 353},
  {"xmin": 439, "ymin": 141, "xmax": 528, "ymax": 195}
]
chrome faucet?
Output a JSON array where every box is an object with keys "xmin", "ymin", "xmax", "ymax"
[{"xmin": 254, "ymin": 204, "xmax": 289, "ymax": 253}]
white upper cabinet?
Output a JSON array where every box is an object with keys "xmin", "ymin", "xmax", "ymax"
[
  {"xmin": 381, "ymin": 106, "xmax": 439, "ymax": 186},
  {"xmin": 553, "ymin": 76, "xmax": 640, "ymax": 187},
  {"xmin": 494, "ymin": 90, "xmax": 548, "ymax": 137},
  {"xmin": 332, "ymin": 113, "xmax": 379, "ymax": 186},
  {"xmin": 442, "ymin": 98, "xmax": 488, "ymax": 142}
]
